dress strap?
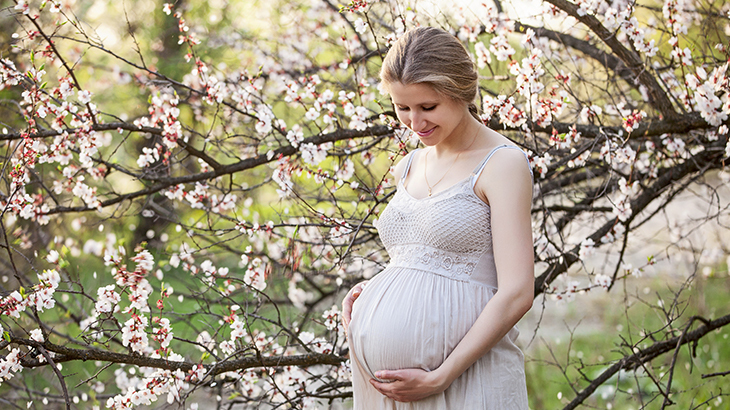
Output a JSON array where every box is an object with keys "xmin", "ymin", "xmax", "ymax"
[
  {"xmin": 401, "ymin": 148, "xmax": 421, "ymax": 184},
  {"xmin": 471, "ymin": 145, "xmax": 533, "ymax": 189}
]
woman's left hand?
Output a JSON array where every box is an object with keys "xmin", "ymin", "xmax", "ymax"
[{"xmin": 369, "ymin": 368, "xmax": 448, "ymax": 402}]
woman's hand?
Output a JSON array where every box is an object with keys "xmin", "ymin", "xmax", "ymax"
[
  {"xmin": 342, "ymin": 281, "xmax": 368, "ymax": 331},
  {"xmin": 369, "ymin": 368, "xmax": 449, "ymax": 402}
]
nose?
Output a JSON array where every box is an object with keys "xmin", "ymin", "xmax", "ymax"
[{"xmin": 409, "ymin": 110, "xmax": 426, "ymax": 131}]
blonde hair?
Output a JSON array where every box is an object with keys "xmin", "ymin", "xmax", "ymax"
[{"xmin": 380, "ymin": 27, "xmax": 480, "ymax": 120}]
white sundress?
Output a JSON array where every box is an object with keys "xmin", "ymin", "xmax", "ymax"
[{"xmin": 347, "ymin": 144, "xmax": 531, "ymax": 409}]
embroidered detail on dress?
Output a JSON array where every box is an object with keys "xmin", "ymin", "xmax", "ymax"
[
  {"xmin": 442, "ymin": 256, "xmax": 453, "ymax": 270},
  {"xmin": 389, "ymin": 245, "xmax": 481, "ymax": 279}
]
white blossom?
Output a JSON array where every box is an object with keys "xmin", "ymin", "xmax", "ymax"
[
  {"xmin": 594, "ymin": 274, "xmax": 612, "ymax": 289},
  {"xmin": 30, "ymin": 329, "xmax": 44, "ymax": 342},
  {"xmin": 354, "ymin": 18, "xmax": 368, "ymax": 34}
]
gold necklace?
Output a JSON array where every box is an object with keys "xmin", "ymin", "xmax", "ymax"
[{"xmin": 423, "ymin": 126, "xmax": 481, "ymax": 196}]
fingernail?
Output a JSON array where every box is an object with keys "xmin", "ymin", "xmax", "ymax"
[{"xmin": 374, "ymin": 371, "xmax": 381, "ymax": 378}]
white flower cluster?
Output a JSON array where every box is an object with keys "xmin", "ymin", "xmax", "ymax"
[
  {"xmin": 0, "ymin": 348, "xmax": 23, "ymax": 383},
  {"xmin": 550, "ymin": 127, "xmax": 581, "ymax": 150},
  {"xmin": 335, "ymin": 158, "xmax": 355, "ymax": 181},
  {"xmin": 474, "ymin": 42, "xmax": 491, "ymax": 69},
  {"xmin": 1, "ymin": 58, "xmax": 108, "ymax": 224},
  {"xmin": 610, "ymin": 177, "xmax": 639, "ymax": 222},
  {"xmin": 122, "ymin": 315, "xmax": 150, "ymax": 354},
  {"xmin": 137, "ymin": 146, "xmax": 160, "ymax": 168},
  {"xmin": 580, "ymin": 105, "xmax": 602, "ymax": 123},
  {"xmin": 603, "ymin": 5, "xmax": 657, "ymax": 56},
  {"xmin": 482, "ymin": 95, "xmax": 527, "ymax": 128},
  {"xmin": 107, "ymin": 366, "xmax": 189, "ymax": 408},
  {"xmin": 95, "ymin": 284, "xmax": 121, "ymax": 314},
  {"xmin": 579, "ymin": 238, "xmax": 596, "ymax": 260},
  {"xmin": 600, "ymin": 224, "xmax": 626, "ymax": 245},
  {"xmin": 244, "ymin": 257, "xmax": 267, "ymax": 291},
  {"xmin": 185, "ymin": 182, "xmax": 210, "ymax": 209},
  {"xmin": 299, "ymin": 331, "xmax": 334, "ymax": 354},
  {"xmin": 661, "ymin": 134, "xmax": 687, "ymax": 158},
  {"xmin": 0, "ymin": 270, "xmax": 60, "ymax": 319},
  {"xmin": 286, "ymin": 125, "xmax": 305, "ymax": 148},
  {"xmin": 686, "ymin": 64, "xmax": 729, "ymax": 126},
  {"xmin": 228, "ymin": 309, "xmax": 247, "ymax": 344},
  {"xmin": 328, "ymin": 219, "xmax": 354, "ymax": 245},
  {"xmin": 255, "ymin": 105, "xmax": 275, "ymax": 135},
  {"xmin": 0, "ymin": 59, "xmax": 22, "ymax": 90},
  {"xmin": 2, "ymin": 191, "xmax": 51, "ymax": 226},
  {"xmin": 29, "ymin": 269, "xmax": 61, "ymax": 312},
  {"xmin": 72, "ymin": 177, "xmax": 101, "ymax": 209},
  {"xmin": 510, "ymin": 49, "xmax": 545, "ymax": 98},
  {"xmin": 594, "ymin": 274, "xmax": 612, "ymax": 289},
  {"xmin": 209, "ymin": 193, "xmax": 237, "ymax": 214},
  {"xmin": 299, "ymin": 142, "xmax": 332, "ymax": 166},
  {"xmin": 527, "ymin": 151, "xmax": 552, "ymax": 179},
  {"xmin": 322, "ymin": 306, "xmax": 340, "ymax": 331},
  {"xmin": 151, "ymin": 317, "xmax": 173, "ymax": 349},
  {"xmin": 489, "ymin": 34, "xmax": 515, "ymax": 62},
  {"xmin": 134, "ymin": 92, "xmax": 183, "ymax": 150}
]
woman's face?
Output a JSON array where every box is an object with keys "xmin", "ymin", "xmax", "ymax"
[{"xmin": 387, "ymin": 82, "xmax": 470, "ymax": 147}]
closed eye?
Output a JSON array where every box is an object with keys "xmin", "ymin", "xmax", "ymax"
[
  {"xmin": 422, "ymin": 105, "xmax": 436, "ymax": 111},
  {"xmin": 395, "ymin": 105, "xmax": 409, "ymax": 112}
]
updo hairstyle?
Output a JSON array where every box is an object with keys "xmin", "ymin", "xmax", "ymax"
[{"xmin": 379, "ymin": 27, "xmax": 480, "ymax": 120}]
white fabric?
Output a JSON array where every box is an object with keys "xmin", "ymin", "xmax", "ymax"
[{"xmin": 348, "ymin": 145, "xmax": 530, "ymax": 409}]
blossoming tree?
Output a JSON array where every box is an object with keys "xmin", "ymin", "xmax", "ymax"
[{"xmin": 1, "ymin": 0, "xmax": 729, "ymax": 408}]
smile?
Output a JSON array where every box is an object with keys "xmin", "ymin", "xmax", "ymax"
[{"xmin": 416, "ymin": 128, "xmax": 435, "ymax": 137}]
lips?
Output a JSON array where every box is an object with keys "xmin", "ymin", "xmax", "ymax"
[{"xmin": 416, "ymin": 127, "xmax": 435, "ymax": 137}]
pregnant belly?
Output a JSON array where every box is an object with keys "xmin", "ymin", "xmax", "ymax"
[{"xmin": 347, "ymin": 267, "xmax": 487, "ymax": 378}]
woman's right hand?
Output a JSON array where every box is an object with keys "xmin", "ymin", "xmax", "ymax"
[{"xmin": 342, "ymin": 281, "xmax": 368, "ymax": 331}]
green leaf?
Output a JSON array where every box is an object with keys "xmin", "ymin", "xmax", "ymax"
[{"xmin": 3, "ymin": 331, "xmax": 9, "ymax": 342}]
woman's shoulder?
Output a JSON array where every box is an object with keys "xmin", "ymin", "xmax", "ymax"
[
  {"xmin": 478, "ymin": 140, "xmax": 532, "ymax": 179},
  {"xmin": 473, "ymin": 141, "xmax": 533, "ymax": 204},
  {"xmin": 474, "ymin": 130, "xmax": 530, "ymax": 173}
]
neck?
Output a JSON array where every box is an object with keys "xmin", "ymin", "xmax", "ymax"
[{"xmin": 431, "ymin": 116, "xmax": 482, "ymax": 158}]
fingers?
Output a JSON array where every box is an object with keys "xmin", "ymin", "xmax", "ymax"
[
  {"xmin": 369, "ymin": 368, "xmax": 437, "ymax": 402},
  {"xmin": 369, "ymin": 379, "xmax": 394, "ymax": 399},
  {"xmin": 342, "ymin": 282, "xmax": 366, "ymax": 330},
  {"xmin": 369, "ymin": 378, "xmax": 406, "ymax": 402},
  {"xmin": 374, "ymin": 370, "xmax": 400, "ymax": 381},
  {"xmin": 342, "ymin": 290, "xmax": 357, "ymax": 329}
]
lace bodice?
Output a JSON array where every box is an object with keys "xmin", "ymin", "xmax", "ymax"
[{"xmin": 374, "ymin": 145, "xmax": 531, "ymax": 288}]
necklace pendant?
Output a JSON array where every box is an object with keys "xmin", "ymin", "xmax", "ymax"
[{"xmin": 428, "ymin": 188, "xmax": 432, "ymax": 197}]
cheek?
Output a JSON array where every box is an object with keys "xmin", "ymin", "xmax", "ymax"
[{"xmin": 395, "ymin": 111, "xmax": 409, "ymax": 126}]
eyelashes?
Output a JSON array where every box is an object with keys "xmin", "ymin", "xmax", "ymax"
[{"xmin": 395, "ymin": 105, "xmax": 436, "ymax": 112}]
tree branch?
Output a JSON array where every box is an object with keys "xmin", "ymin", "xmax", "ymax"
[
  {"xmin": 534, "ymin": 141, "xmax": 727, "ymax": 296},
  {"xmin": 11, "ymin": 336, "xmax": 345, "ymax": 376},
  {"xmin": 41, "ymin": 125, "xmax": 392, "ymax": 215},
  {"xmin": 516, "ymin": 22, "xmax": 639, "ymax": 94},
  {"xmin": 544, "ymin": 0, "xmax": 677, "ymax": 118},
  {"xmin": 561, "ymin": 313, "xmax": 730, "ymax": 410}
]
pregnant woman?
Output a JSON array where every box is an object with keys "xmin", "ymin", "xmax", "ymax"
[{"xmin": 342, "ymin": 27, "xmax": 535, "ymax": 409}]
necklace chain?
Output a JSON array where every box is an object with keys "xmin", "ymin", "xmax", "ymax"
[{"xmin": 423, "ymin": 126, "xmax": 481, "ymax": 197}]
